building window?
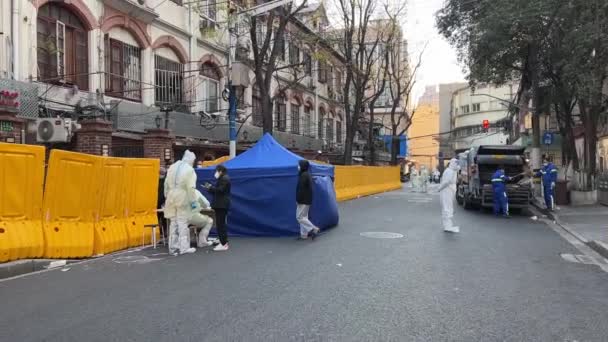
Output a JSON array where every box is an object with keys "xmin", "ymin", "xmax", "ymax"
[
  {"xmin": 460, "ymin": 105, "xmax": 470, "ymax": 114},
  {"xmin": 252, "ymin": 84, "xmax": 262, "ymax": 127},
  {"xmin": 37, "ymin": 3, "xmax": 89, "ymax": 89},
  {"xmin": 318, "ymin": 108, "xmax": 325, "ymax": 139},
  {"xmin": 200, "ymin": 62, "xmax": 221, "ymax": 113},
  {"xmin": 472, "ymin": 103, "xmax": 480, "ymax": 112},
  {"xmin": 304, "ymin": 105, "xmax": 312, "ymax": 137},
  {"xmin": 275, "ymin": 95, "xmax": 286, "ymax": 131},
  {"xmin": 105, "ymin": 37, "xmax": 141, "ymax": 100},
  {"xmin": 155, "ymin": 55, "xmax": 183, "ymax": 107},
  {"xmin": 326, "ymin": 117, "xmax": 334, "ymax": 142},
  {"xmin": 303, "ymin": 52, "xmax": 312, "ymax": 75},
  {"xmin": 276, "ymin": 30, "xmax": 286, "ymax": 61},
  {"xmin": 318, "ymin": 60, "xmax": 327, "ymax": 83},
  {"xmin": 291, "ymin": 102, "xmax": 301, "ymax": 134},
  {"xmin": 199, "ymin": 0, "xmax": 217, "ymax": 31},
  {"xmin": 289, "ymin": 43, "xmax": 300, "ymax": 65},
  {"xmin": 336, "ymin": 120, "xmax": 342, "ymax": 143}
]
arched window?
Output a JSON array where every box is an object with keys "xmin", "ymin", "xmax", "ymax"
[
  {"xmin": 290, "ymin": 97, "xmax": 301, "ymax": 134},
  {"xmin": 326, "ymin": 112, "xmax": 334, "ymax": 142},
  {"xmin": 336, "ymin": 113, "xmax": 343, "ymax": 144},
  {"xmin": 304, "ymin": 101, "xmax": 313, "ymax": 137},
  {"xmin": 37, "ymin": 3, "xmax": 89, "ymax": 89},
  {"xmin": 318, "ymin": 107, "xmax": 325, "ymax": 139},
  {"xmin": 251, "ymin": 84, "xmax": 262, "ymax": 127},
  {"xmin": 104, "ymin": 28, "xmax": 142, "ymax": 100},
  {"xmin": 200, "ymin": 62, "xmax": 221, "ymax": 113},
  {"xmin": 154, "ymin": 48, "xmax": 184, "ymax": 109},
  {"xmin": 275, "ymin": 93, "xmax": 286, "ymax": 132}
]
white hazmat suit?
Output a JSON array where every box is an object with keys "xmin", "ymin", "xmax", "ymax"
[
  {"xmin": 164, "ymin": 150, "xmax": 198, "ymax": 255},
  {"xmin": 410, "ymin": 166, "xmax": 419, "ymax": 191},
  {"xmin": 420, "ymin": 166, "xmax": 430, "ymax": 193},
  {"xmin": 438, "ymin": 158, "xmax": 460, "ymax": 233},
  {"xmin": 190, "ymin": 189, "xmax": 214, "ymax": 247}
]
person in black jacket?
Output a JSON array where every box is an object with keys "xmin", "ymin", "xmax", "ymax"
[
  {"xmin": 157, "ymin": 167, "xmax": 167, "ymax": 241},
  {"xmin": 204, "ymin": 165, "xmax": 231, "ymax": 251},
  {"xmin": 296, "ymin": 160, "xmax": 320, "ymax": 239}
]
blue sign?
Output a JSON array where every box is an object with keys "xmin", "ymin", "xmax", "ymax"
[{"xmin": 543, "ymin": 132, "xmax": 553, "ymax": 145}]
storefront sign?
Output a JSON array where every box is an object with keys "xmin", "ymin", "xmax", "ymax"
[
  {"xmin": 0, "ymin": 89, "xmax": 20, "ymax": 112},
  {"xmin": 0, "ymin": 121, "xmax": 14, "ymax": 132}
]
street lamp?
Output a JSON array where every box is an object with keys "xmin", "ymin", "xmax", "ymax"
[
  {"xmin": 159, "ymin": 105, "xmax": 173, "ymax": 130},
  {"xmin": 155, "ymin": 114, "xmax": 162, "ymax": 129}
]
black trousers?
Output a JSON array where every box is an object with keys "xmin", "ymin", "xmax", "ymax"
[{"xmin": 215, "ymin": 208, "xmax": 229, "ymax": 245}]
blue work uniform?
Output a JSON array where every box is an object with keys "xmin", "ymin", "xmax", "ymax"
[
  {"xmin": 537, "ymin": 163, "xmax": 558, "ymax": 210},
  {"xmin": 491, "ymin": 169, "xmax": 510, "ymax": 216}
]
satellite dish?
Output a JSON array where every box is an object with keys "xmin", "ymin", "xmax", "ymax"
[{"xmin": 38, "ymin": 120, "xmax": 55, "ymax": 141}]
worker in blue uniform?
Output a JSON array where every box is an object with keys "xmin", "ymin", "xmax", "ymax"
[
  {"xmin": 537, "ymin": 156, "xmax": 558, "ymax": 211},
  {"xmin": 491, "ymin": 165, "xmax": 511, "ymax": 217}
]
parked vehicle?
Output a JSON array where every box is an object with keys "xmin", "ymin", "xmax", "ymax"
[{"xmin": 456, "ymin": 145, "xmax": 531, "ymax": 210}]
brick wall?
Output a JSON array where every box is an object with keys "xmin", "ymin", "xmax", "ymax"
[
  {"xmin": 74, "ymin": 119, "xmax": 113, "ymax": 156},
  {"xmin": 143, "ymin": 129, "xmax": 175, "ymax": 168}
]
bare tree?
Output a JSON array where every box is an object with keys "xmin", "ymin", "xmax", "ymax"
[
  {"xmin": 248, "ymin": 1, "xmax": 317, "ymax": 134},
  {"xmin": 332, "ymin": 0, "xmax": 388, "ymax": 165},
  {"xmin": 384, "ymin": 18, "xmax": 425, "ymax": 165}
]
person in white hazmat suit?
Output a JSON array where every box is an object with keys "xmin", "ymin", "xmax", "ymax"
[
  {"xmin": 164, "ymin": 150, "xmax": 198, "ymax": 255},
  {"xmin": 410, "ymin": 166, "xmax": 419, "ymax": 191},
  {"xmin": 420, "ymin": 166, "xmax": 430, "ymax": 193},
  {"xmin": 190, "ymin": 189, "xmax": 215, "ymax": 247},
  {"xmin": 438, "ymin": 158, "xmax": 460, "ymax": 233}
]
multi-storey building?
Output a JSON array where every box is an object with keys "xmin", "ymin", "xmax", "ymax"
[
  {"xmin": 449, "ymin": 82, "xmax": 516, "ymax": 152},
  {"xmin": 0, "ymin": 0, "xmax": 347, "ymax": 165}
]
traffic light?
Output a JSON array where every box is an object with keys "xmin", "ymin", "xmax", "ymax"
[{"xmin": 482, "ymin": 119, "xmax": 490, "ymax": 132}]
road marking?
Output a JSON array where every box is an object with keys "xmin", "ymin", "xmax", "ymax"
[
  {"xmin": 531, "ymin": 207, "xmax": 608, "ymax": 272},
  {"xmin": 360, "ymin": 232, "xmax": 404, "ymax": 239}
]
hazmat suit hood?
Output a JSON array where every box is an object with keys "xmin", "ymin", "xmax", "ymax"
[
  {"xmin": 182, "ymin": 150, "xmax": 196, "ymax": 166},
  {"xmin": 298, "ymin": 160, "xmax": 310, "ymax": 173},
  {"xmin": 448, "ymin": 158, "xmax": 460, "ymax": 171}
]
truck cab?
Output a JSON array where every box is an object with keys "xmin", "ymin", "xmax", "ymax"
[{"xmin": 456, "ymin": 145, "xmax": 531, "ymax": 210}]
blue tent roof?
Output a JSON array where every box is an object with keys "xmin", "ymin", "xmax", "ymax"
[{"xmin": 201, "ymin": 134, "xmax": 333, "ymax": 179}]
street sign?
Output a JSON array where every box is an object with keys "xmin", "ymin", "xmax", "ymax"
[{"xmin": 543, "ymin": 132, "xmax": 553, "ymax": 145}]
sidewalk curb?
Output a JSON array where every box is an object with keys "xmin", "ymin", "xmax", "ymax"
[{"xmin": 531, "ymin": 199, "xmax": 608, "ymax": 259}]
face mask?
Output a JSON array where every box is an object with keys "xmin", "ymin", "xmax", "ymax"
[
  {"xmin": 543, "ymin": 162, "xmax": 548, "ymax": 166},
  {"xmin": 214, "ymin": 172, "xmax": 220, "ymax": 179},
  {"xmin": 297, "ymin": 166, "xmax": 301, "ymax": 172}
]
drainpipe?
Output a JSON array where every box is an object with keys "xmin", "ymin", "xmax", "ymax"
[{"xmin": 11, "ymin": 0, "xmax": 19, "ymax": 80}]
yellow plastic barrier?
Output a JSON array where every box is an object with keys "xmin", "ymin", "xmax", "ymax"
[
  {"xmin": 43, "ymin": 150, "xmax": 101, "ymax": 258},
  {"xmin": 124, "ymin": 158, "xmax": 160, "ymax": 247},
  {"xmin": 94, "ymin": 157, "xmax": 130, "ymax": 255},
  {"xmin": 0, "ymin": 143, "xmax": 45, "ymax": 262},
  {"xmin": 334, "ymin": 166, "xmax": 401, "ymax": 202},
  {"xmin": 202, "ymin": 155, "xmax": 229, "ymax": 167}
]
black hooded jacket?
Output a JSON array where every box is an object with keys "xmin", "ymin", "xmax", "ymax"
[{"xmin": 296, "ymin": 160, "xmax": 313, "ymax": 205}]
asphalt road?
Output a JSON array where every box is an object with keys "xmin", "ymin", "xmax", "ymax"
[{"xmin": 1, "ymin": 186, "xmax": 608, "ymax": 342}]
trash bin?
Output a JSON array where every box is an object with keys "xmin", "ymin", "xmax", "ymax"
[{"xmin": 555, "ymin": 180, "xmax": 569, "ymax": 205}]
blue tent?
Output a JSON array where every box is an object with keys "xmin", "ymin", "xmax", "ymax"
[{"xmin": 196, "ymin": 134, "xmax": 339, "ymax": 237}]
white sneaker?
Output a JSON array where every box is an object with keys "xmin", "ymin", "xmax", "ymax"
[
  {"xmin": 213, "ymin": 243, "xmax": 229, "ymax": 251},
  {"xmin": 197, "ymin": 240, "xmax": 214, "ymax": 247},
  {"xmin": 444, "ymin": 227, "xmax": 460, "ymax": 233},
  {"xmin": 180, "ymin": 247, "xmax": 196, "ymax": 254}
]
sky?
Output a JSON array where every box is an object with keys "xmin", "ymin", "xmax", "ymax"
[{"xmin": 403, "ymin": 0, "xmax": 466, "ymax": 104}]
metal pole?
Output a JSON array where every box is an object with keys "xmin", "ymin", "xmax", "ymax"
[{"xmin": 228, "ymin": 18, "xmax": 237, "ymax": 159}]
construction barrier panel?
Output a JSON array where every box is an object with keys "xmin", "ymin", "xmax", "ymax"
[
  {"xmin": 94, "ymin": 157, "xmax": 130, "ymax": 255},
  {"xmin": 124, "ymin": 158, "xmax": 160, "ymax": 247},
  {"xmin": 43, "ymin": 150, "xmax": 101, "ymax": 258},
  {"xmin": 334, "ymin": 166, "xmax": 401, "ymax": 202},
  {"xmin": 0, "ymin": 143, "xmax": 46, "ymax": 262},
  {"xmin": 202, "ymin": 155, "xmax": 229, "ymax": 167}
]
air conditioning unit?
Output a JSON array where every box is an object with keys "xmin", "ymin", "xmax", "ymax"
[{"xmin": 36, "ymin": 118, "xmax": 79, "ymax": 143}]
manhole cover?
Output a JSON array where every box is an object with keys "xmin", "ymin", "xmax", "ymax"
[{"xmin": 360, "ymin": 232, "xmax": 404, "ymax": 239}]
